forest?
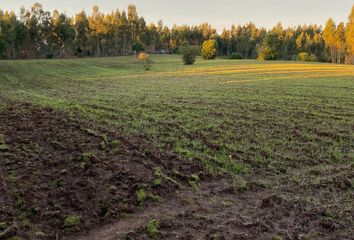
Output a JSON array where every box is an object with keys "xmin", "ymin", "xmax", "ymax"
[{"xmin": 0, "ymin": 3, "xmax": 353, "ymax": 64}]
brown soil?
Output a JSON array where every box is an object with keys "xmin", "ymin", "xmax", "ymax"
[
  {"xmin": 0, "ymin": 102, "xmax": 201, "ymax": 239},
  {"xmin": 77, "ymin": 167, "xmax": 353, "ymax": 240},
  {"xmin": 0, "ymin": 103, "xmax": 353, "ymax": 240}
]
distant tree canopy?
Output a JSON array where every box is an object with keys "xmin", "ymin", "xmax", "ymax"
[{"xmin": 0, "ymin": 2, "xmax": 353, "ymax": 64}]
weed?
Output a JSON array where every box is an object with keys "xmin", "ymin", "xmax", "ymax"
[
  {"xmin": 136, "ymin": 189, "xmax": 147, "ymax": 203},
  {"xmin": 100, "ymin": 141, "xmax": 106, "ymax": 150},
  {"xmin": 0, "ymin": 134, "xmax": 8, "ymax": 152},
  {"xmin": 154, "ymin": 167, "xmax": 184, "ymax": 189},
  {"xmin": 153, "ymin": 178, "xmax": 162, "ymax": 187},
  {"xmin": 51, "ymin": 140, "xmax": 65, "ymax": 149},
  {"xmin": 101, "ymin": 134, "xmax": 109, "ymax": 144},
  {"xmin": 110, "ymin": 140, "xmax": 122, "ymax": 147},
  {"xmin": 221, "ymin": 199, "xmax": 234, "ymax": 207},
  {"xmin": 232, "ymin": 177, "xmax": 248, "ymax": 191},
  {"xmin": 271, "ymin": 236, "xmax": 283, "ymax": 240},
  {"xmin": 83, "ymin": 128, "xmax": 98, "ymax": 136},
  {"xmin": 136, "ymin": 188, "xmax": 161, "ymax": 203},
  {"xmin": 0, "ymin": 222, "xmax": 7, "ymax": 231},
  {"xmin": 99, "ymin": 204, "xmax": 108, "ymax": 216},
  {"xmin": 108, "ymin": 185, "xmax": 117, "ymax": 194},
  {"xmin": 54, "ymin": 178, "xmax": 64, "ymax": 188},
  {"xmin": 189, "ymin": 174, "xmax": 200, "ymax": 190},
  {"xmin": 63, "ymin": 215, "xmax": 81, "ymax": 228},
  {"xmin": 146, "ymin": 219, "xmax": 159, "ymax": 238},
  {"xmin": 80, "ymin": 152, "xmax": 96, "ymax": 162}
]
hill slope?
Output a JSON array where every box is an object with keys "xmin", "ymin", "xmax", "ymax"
[{"xmin": 0, "ymin": 56, "xmax": 353, "ymax": 239}]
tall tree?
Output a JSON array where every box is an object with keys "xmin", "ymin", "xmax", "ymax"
[
  {"xmin": 345, "ymin": 5, "xmax": 354, "ymax": 64},
  {"xmin": 335, "ymin": 22, "xmax": 346, "ymax": 63},
  {"xmin": 52, "ymin": 10, "xmax": 75, "ymax": 57},
  {"xmin": 323, "ymin": 18, "xmax": 337, "ymax": 63},
  {"xmin": 88, "ymin": 5, "xmax": 106, "ymax": 56},
  {"xmin": 128, "ymin": 4, "xmax": 138, "ymax": 44},
  {"xmin": 0, "ymin": 10, "xmax": 6, "ymax": 58},
  {"xmin": 30, "ymin": 3, "xmax": 52, "ymax": 57},
  {"xmin": 296, "ymin": 32, "xmax": 305, "ymax": 51},
  {"xmin": 74, "ymin": 11, "xmax": 89, "ymax": 56},
  {"xmin": 258, "ymin": 32, "xmax": 282, "ymax": 60},
  {"xmin": 1, "ymin": 11, "xmax": 19, "ymax": 59}
]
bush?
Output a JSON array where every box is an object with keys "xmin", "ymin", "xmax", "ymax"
[
  {"xmin": 180, "ymin": 44, "xmax": 200, "ymax": 65},
  {"xmin": 230, "ymin": 52, "xmax": 243, "ymax": 59},
  {"xmin": 137, "ymin": 52, "xmax": 152, "ymax": 70},
  {"xmin": 75, "ymin": 47, "xmax": 84, "ymax": 58},
  {"xmin": 0, "ymin": 40, "xmax": 6, "ymax": 59},
  {"xmin": 296, "ymin": 52, "xmax": 318, "ymax": 62},
  {"xmin": 178, "ymin": 41, "xmax": 190, "ymax": 54},
  {"xmin": 201, "ymin": 39, "xmax": 217, "ymax": 60},
  {"xmin": 132, "ymin": 42, "xmax": 144, "ymax": 56},
  {"xmin": 258, "ymin": 46, "xmax": 278, "ymax": 60},
  {"xmin": 46, "ymin": 53, "xmax": 54, "ymax": 59}
]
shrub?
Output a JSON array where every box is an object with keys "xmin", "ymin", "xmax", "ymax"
[
  {"xmin": 75, "ymin": 47, "xmax": 84, "ymax": 58},
  {"xmin": 297, "ymin": 52, "xmax": 318, "ymax": 62},
  {"xmin": 178, "ymin": 41, "xmax": 190, "ymax": 54},
  {"xmin": 0, "ymin": 40, "xmax": 6, "ymax": 59},
  {"xmin": 201, "ymin": 39, "xmax": 217, "ymax": 60},
  {"xmin": 180, "ymin": 44, "xmax": 200, "ymax": 65},
  {"xmin": 258, "ymin": 46, "xmax": 278, "ymax": 60},
  {"xmin": 46, "ymin": 53, "xmax": 54, "ymax": 59},
  {"xmin": 137, "ymin": 52, "xmax": 152, "ymax": 70},
  {"xmin": 132, "ymin": 42, "xmax": 144, "ymax": 56},
  {"xmin": 230, "ymin": 52, "xmax": 243, "ymax": 59}
]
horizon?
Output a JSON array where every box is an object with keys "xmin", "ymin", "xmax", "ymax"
[{"xmin": 1, "ymin": 0, "xmax": 353, "ymax": 32}]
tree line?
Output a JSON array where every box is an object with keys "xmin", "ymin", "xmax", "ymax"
[{"xmin": 0, "ymin": 3, "xmax": 353, "ymax": 64}]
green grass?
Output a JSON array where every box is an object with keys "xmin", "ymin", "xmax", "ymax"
[{"xmin": 0, "ymin": 55, "xmax": 353, "ymax": 175}]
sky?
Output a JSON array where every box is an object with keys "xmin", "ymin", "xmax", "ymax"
[{"xmin": 1, "ymin": 0, "xmax": 353, "ymax": 31}]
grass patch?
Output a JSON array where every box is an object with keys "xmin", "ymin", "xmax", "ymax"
[{"xmin": 0, "ymin": 55, "xmax": 353, "ymax": 175}]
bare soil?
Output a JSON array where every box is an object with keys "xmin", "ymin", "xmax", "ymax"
[
  {"xmin": 0, "ymin": 102, "xmax": 201, "ymax": 239},
  {"xmin": 77, "ymin": 167, "xmax": 353, "ymax": 240},
  {"xmin": 0, "ymin": 103, "xmax": 353, "ymax": 240}
]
